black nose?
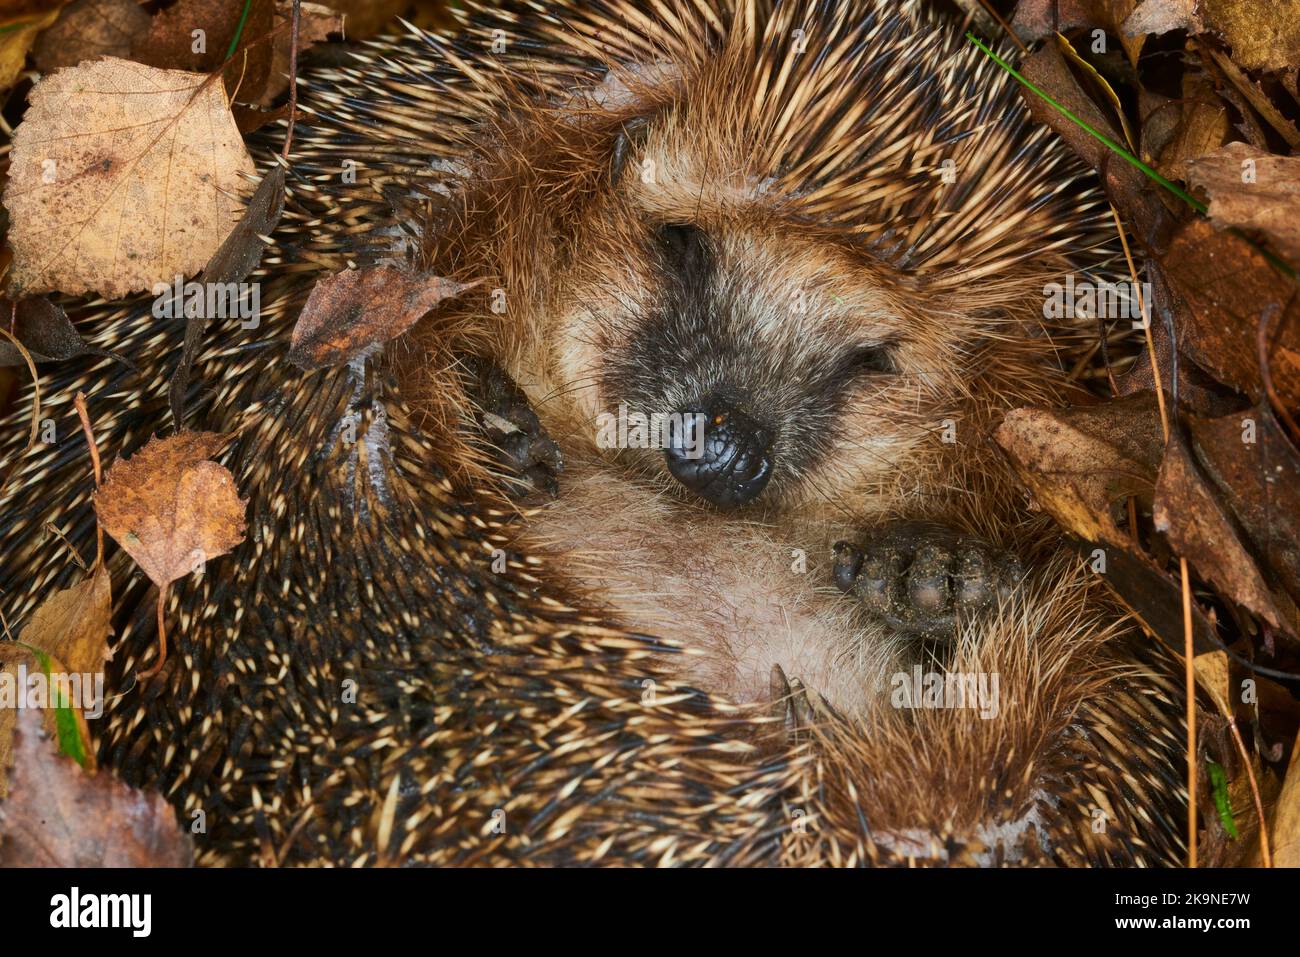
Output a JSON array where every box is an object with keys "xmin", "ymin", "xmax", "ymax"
[{"xmin": 664, "ymin": 399, "xmax": 775, "ymax": 507}]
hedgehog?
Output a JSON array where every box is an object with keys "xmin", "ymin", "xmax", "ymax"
[{"xmin": 0, "ymin": 0, "xmax": 1188, "ymax": 866}]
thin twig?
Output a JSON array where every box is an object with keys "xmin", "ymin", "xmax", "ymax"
[
  {"xmin": 974, "ymin": 0, "xmax": 1027, "ymax": 53},
  {"xmin": 1111, "ymin": 206, "xmax": 1168, "ymax": 435},
  {"xmin": 1180, "ymin": 557, "xmax": 1197, "ymax": 867},
  {"xmin": 0, "ymin": 304, "xmax": 41, "ymax": 449},
  {"xmin": 138, "ymin": 584, "xmax": 169, "ymax": 681},
  {"xmin": 1225, "ymin": 716, "xmax": 1271, "ymax": 866},
  {"xmin": 42, "ymin": 522, "xmax": 88, "ymax": 571},
  {"xmin": 281, "ymin": 0, "xmax": 301, "ymax": 162},
  {"xmin": 73, "ymin": 391, "xmax": 104, "ymax": 569}
]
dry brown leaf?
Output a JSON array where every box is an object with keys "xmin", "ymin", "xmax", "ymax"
[
  {"xmin": 0, "ymin": 642, "xmax": 96, "ymax": 794},
  {"xmin": 1190, "ymin": 405, "xmax": 1300, "ymax": 608},
  {"xmin": 995, "ymin": 395, "xmax": 1164, "ymax": 549},
  {"xmin": 0, "ymin": 5, "xmax": 61, "ymax": 90},
  {"xmin": 1113, "ymin": 269, "xmax": 1237, "ymax": 416},
  {"xmin": 1012, "ymin": 0, "xmax": 1145, "ymax": 65},
  {"xmin": 16, "ymin": 564, "xmax": 112, "ymax": 685},
  {"xmin": 31, "ymin": 0, "xmax": 149, "ymax": 72},
  {"xmin": 1126, "ymin": 0, "xmax": 1300, "ymax": 73},
  {"xmin": 1273, "ymin": 725, "xmax": 1300, "ymax": 866},
  {"xmin": 1124, "ymin": 0, "xmax": 1198, "ymax": 35},
  {"xmin": 2, "ymin": 57, "xmax": 255, "ymax": 298},
  {"xmin": 1151, "ymin": 70, "xmax": 1229, "ymax": 182},
  {"xmin": 257, "ymin": 0, "xmax": 343, "ymax": 106},
  {"xmin": 1160, "ymin": 218, "xmax": 1300, "ymax": 408},
  {"xmin": 1193, "ymin": 650, "xmax": 1233, "ymax": 717},
  {"xmin": 0, "ymin": 708, "xmax": 193, "ymax": 866},
  {"xmin": 0, "ymin": 296, "xmax": 124, "ymax": 365},
  {"xmin": 288, "ymin": 265, "xmax": 474, "ymax": 371},
  {"xmin": 139, "ymin": 0, "xmax": 271, "ymax": 78},
  {"xmin": 1186, "ymin": 141, "xmax": 1300, "ymax": 264},
  {"xmin": 0, "ymin": 644, "xmax": 55, "ymax": 798},
  {"xmin": 201, "ymin": 165, "xmax": 285, "ymax": 286},
  {"xmin": 1201, "ymin": 0, "xmax": 1300, "ymax": 74},
  {"xmin": 1155, "ymin": 429, "xmax": 1295, "ymax": 636},
  {"xmin": 0, "ymin": 568, "xmax": 112, "ymax": 788},
  {"xmin": 94, "ymin": 431, "xmax": 246, "ymax": 589},
  {"xmin": 138, "ymin": 0, "xmax": 277, "ymax": 103},
  {"xmin": 139, "ymin": 0, "xmax": 237, "ymax": 70}
]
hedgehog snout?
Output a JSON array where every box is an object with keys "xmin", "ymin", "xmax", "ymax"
[{"xmin": 664, "ymin": 397, "xmax": 775, "ymax": 507}]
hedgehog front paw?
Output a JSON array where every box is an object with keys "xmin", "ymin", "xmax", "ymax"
[
  {"xmin": 465, "ymin": 355, "xmax": 563, "ymax": 498},
  {"xmin": 831, "ymin": 522, "xmax": 1023, "ymax": 639}
]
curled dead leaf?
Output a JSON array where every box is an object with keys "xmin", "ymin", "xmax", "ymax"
[
  {"xmin": 1012, "ymin": 0, "xmax": 1145, "ymax": 66},
  {"xmin": 1193, "ymin": 650, "xmax": 1234, "ymax": 718},
  {"xmin": 16, "ymin": 564, "xmax": 113, "ymax": 683},
  {"xmin": 0, "ymin": 297, "xmax": 129, "ymax": 366},
  {"xmin": 288, "ymin": 265, "xmax": 475, "ymax": 371},
  {"xmin": 995, "ymin": 394, "xmax": 1164, "ymax": 548}
]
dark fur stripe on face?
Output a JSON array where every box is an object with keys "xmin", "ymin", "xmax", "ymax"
[{"xmin": 600, "ymin": 219, "xmax": 901, "ymax": 504}]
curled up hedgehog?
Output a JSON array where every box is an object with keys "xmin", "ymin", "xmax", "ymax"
[{"xmin": 0, "ymin": 0, "xmax": 1187, "ymax": 865}]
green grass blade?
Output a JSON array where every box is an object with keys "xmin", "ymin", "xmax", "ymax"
[
  {"xmin": 15, "ymin": 642, "xmax": 91, "ymax": 768},
  {"xmin": 1207, "ymin": 760, "xmax": 1239, "ymax": 840},
  {"xmin": 227, "ymin": 0, "xmax": 255, "ymax": 59},
  {"xmin": 966, "ymin": 32, "xmax": 1208, "ymax": 215}
]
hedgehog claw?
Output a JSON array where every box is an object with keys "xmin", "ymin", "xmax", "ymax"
[
  {"xmin": 465, "ymin": 356, "xmax": 563, "ymax": 499},
  {"xmin": 833, "ymin": 522, "xmax": 1022, "ymax": 639},
  {"xmin": 768, "ymin": 664, "xmax": 839, "ymax": 742}
]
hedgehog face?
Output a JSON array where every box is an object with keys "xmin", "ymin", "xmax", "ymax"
[
  {"xmin": 539, "ymin": 151, "xmax": 976, "ymax": 515},
  {"xmin": 573, "ymin": 216, "xmax": 947, "ymax": 512}
]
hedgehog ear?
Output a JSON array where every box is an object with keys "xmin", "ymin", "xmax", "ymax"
[{"xmin": 610, "ymin": 116, "xmax": 653, "ymax": 187}]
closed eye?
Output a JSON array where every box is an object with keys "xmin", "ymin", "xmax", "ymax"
[
  {"xmin": 840, "ymin": 341, "xmax": 897, "ymax": 377},
  {"xmin": 653, "ymin": 221, "xmax": 711, "ymax": 280}
]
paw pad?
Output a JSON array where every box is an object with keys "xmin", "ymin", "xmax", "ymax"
[{"xmin": 832, "ymin": 523, "xmax": 1022, "ymax": 638}]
